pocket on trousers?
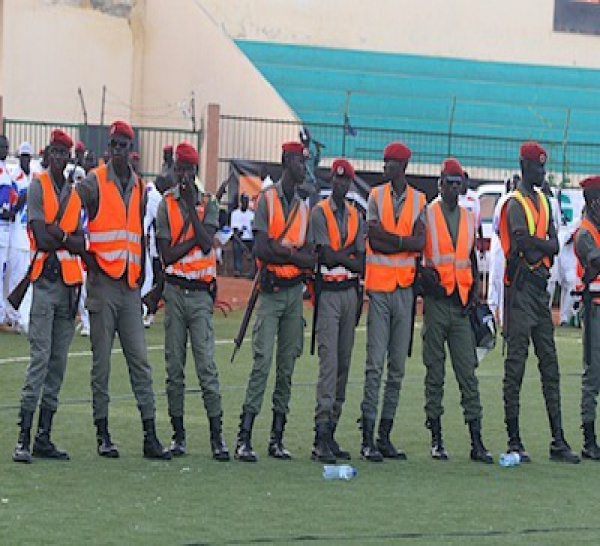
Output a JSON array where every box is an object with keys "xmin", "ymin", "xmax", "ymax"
[
  {"xmin": 86, "ymin": 297, "xmax": 102, "ymax": 314},
  {"xmin": 30, "ymin": 303, "xmax": 49, "ymax": 319},
  {"xmin": 295, "ymin": 315, "xmax": 305, "ymax": 358},
  {"xmin": 252, "ymin": 316, "xmax": 265, "ymax": 358}
]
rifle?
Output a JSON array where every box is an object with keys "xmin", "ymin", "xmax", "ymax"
[
  {"xmin": 230, "ymin": 199, "xmax": 301, "ymax": 363},
  {"xmin": 230, "ymin": 268, "xmax": 262, "ymax": 363},
  {"xmin": 8, "ymin": 165, "xmax": 78, "ymax": 310},
  {"xmin": 310, "ymin": 261, "xmax": 323, "ymax": 355},
  {"xmin": 142, "ymin": 202, "xmax": 193, "ymax": 313},
  {"xmin": 407, "ymin": 256, "xmax": 422, "ymax": 358}
]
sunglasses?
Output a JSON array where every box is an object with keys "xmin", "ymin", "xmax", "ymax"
[{"xmin": 109, "ymin": 139, "xmax": 129, "ymax": 150}]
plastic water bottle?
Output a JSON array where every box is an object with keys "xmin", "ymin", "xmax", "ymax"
[
  {"xmin": 499, "ymin": 452, "xmax": 521, "ymax": 467},
  {"xmin": 322, "ymin": 464, "xmax": 357, "ymax": 480}
]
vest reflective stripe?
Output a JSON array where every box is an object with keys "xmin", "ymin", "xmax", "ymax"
[
  {"xmin": 260, "ymin": 187, "xmax": 309, "ymax": 279},
  {"xmin": 87, "ymin": 164, "xmax": 144, "ymax": 288},
  {"xmin": 88, "ymin": 230, "xmax": 128, "ymax": 242},
  {"xmin": 575, "ymin": 218, "xmax": 600, "ymax": 304},
  {"xmin": 365, "ymin": 183, "xmax": 426, "ymax": 291},
  {"xmin": 498, "ymin": 188, "xmax": 551, "ymax": 270},
  {"xmin": 424, "ymin": 200, "xmax": 474, "ymax": 306},
  {"xmin": 163, "ymin": 192, "xmax": 217, "ymax": 282},
  {"xmin": 29, "ymin": 171, "xmax": 83, "ymax": 285},
  {"xmin": 318, "ymin": 198, "xmax": 359, "ymax": 281}
]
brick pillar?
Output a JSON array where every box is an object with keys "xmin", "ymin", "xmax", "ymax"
[{"xmin": 202, "ymin": 103, "xmax": 220, "ymax": 195}]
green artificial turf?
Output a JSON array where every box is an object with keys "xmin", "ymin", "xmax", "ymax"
[{"xmin": 0, "ymin": 311, "xmax": 597, "ymax": 545}]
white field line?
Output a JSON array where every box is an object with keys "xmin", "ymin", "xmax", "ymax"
[{"xmin": 0, "ymin": 326, "xmax": 374, "ymax": 365}]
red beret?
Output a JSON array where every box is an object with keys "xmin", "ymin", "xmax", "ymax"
[
  {"xmin": 384, "ymin": 141, "xmax": 411, "ymax": 162},
  {"xmin": 175, "ymin": 142, "xmax": 199, "ymax": 165},
  {"xmin": 130, "ymin": 151, "xmax": 140, "ymax": 161},
  {"xmin": 50, "ymin": 129, "xmax": 73, "ymax": 149},
  {"xmin": 75, "ymin": 141, "xmax": 85, "ymax": 152},
  {"xmin": 109, "ymin": 120, "xmax": 134, "ymax": 141},
  {"xmin": 163, "ymin": 144, "xmax": 173, "ymax": 152},
  {"xmin": 331, "ymin": 158, "xmax": 355, "ymax": 179},
  {"xmin": 441, "ymin": 158, "xmax": 464, "ymax": 177},
  {"xmin": 281, "ymin": 141, "xmax": 305, "ymax": 155},
  {"xmin": 580, "ymin": 176, "xmax": 600, "ymax": 191},
  {"xmin": 520, "ymin": 141, "xmax": 547, "ymax": 165}
]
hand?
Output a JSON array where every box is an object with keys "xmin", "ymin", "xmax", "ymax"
[
  {"xmin": 47, "ymin": 223, "xmax": 65, "ymax": 241},
  {"xmin": 514, "ymin": 229, "xmax": 536, "ymax": 251},
  {"xmin": 367, "ymin": 221, "xmax": 387, "ymax": 242},
  {"xmin": 319, "ymin": 246, "xmax": 336, "ymax": 269},
  {"xmin": 292, "ymin": 249, "xmax": 316, "ymax": 270},
  {"xmin": 180, "ymin": 178, "xmax": 196, "ymax": 209}
]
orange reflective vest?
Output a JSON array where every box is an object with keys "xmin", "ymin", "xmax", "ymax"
[
  {"xmin": 30, "ymin": 171, "xmax": 83, "ymax": 285},
  {"xmin": 164, "ymin": 192, "xmax": 217, "ymax": 282},
  {"xmin": 424, "ymin": 199, "xmax": 475, "ymax": 306},
  {"xmin": 365, "ymin": 183, "xmax": 426, "ymax": 292},
  {"xmin": 498, "ymin": 189, "xmax": 551, "ymax": 278},
  {"xmin": 87, "ymin": 164, "xmax": 144, "ymax": 288},
  {"xmin": 575, "ymin": 218, "xmax": 600, "ymax": 304},
  {"xmin": 260, "ymin": 187, "xmax": 309, "ymax": 279},
  {"xmin": 317, "ymin": 198, "xmax": 359, "ymax": 282}
]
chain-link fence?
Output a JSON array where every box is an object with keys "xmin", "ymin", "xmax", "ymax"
[
  {"xmin": 219, "ymin": 114, "xmax": 600, "ymax": 185},
  {"xmin": 2, "ymin": 119, "xmax": 201, "ymax": 179}
]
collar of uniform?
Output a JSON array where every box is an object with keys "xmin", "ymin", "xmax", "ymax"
[
  {"xmin": 389, "ymin": 182, "xmax": 407, "ymax": 203},
  {"xmin": 274, "ymin": 179, "xmax": 299, "ymax": 207},
  {"xmin": 107, "ymin": 160, "xmax": 135, "ymax": 188},
  {"xmin": 516, "ymin": 182, "xmax": 537, "ymax": 198},
  {"xmin": 327, "ymin": 195, "xmax": 347, "ymax": 215},
  {"xmin": 171, "ymin": 183, "xmax": 203, "ymax": 206}
]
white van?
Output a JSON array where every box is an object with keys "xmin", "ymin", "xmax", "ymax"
[{"xmin": 476, "ymin": 183, "xmax": 505, "ymax": 274}]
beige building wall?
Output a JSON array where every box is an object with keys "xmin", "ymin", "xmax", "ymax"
[
  {"xmin": 2, "ymin": 0, "xmax": 133, "ymax": 123},
  {"xmin": 199, "ymin": 0, "xmax": 600, "ymax": 69}
]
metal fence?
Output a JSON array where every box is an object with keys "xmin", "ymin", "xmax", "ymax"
[
  {"xmin": 2, "ymin": 119, "xmax": 201, "ymax": 179},
  {"xmin": 219, "ymin": 115, "xmax": 600, "ymax": 185}
]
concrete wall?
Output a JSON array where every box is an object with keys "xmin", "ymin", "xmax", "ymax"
[
  {"xmin": 2, "ymin": 0, "xmax": 133, "ymax": 123},
  {"xmin": 198, "ymin": 0, "xmax": 600, "ymax": 69}
]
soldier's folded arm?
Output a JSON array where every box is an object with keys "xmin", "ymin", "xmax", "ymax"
[
  {"xmin": 189, "ymin": 211, "xmax": 215, "ymax": 255},
  {"xmin": 30, "ymin": 219, "xmax": 63, "ymax": 252},
  {"xmin": 157, "ymin": 237, "xmax": 196, "ymax": 266}
]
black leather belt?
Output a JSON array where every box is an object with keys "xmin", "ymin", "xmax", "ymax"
[{"xmin": 321, "ymin": 278, "xmax": 359, "ymax": 292}]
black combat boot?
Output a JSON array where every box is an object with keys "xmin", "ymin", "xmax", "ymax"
[
  {"xmin": 311, "ymin": 422, "xmax": 336, "ymax": 463},
  {"xmin": 209, "ymin": 414, "xmax": 230, "ymax": 462},
  {"xmin": 549, "ymin": 414, "xmax": 580, "ymax": 464},
  {"xmin": 95, "ymin": 417, "xmax": 119, "ymax": 458},
  {"xmin": 235, "ymin": 411, "xmax": 257, "ymax": 462},
  {"xmin": 169, "ymin": 416, "xmax": 186, "ymax": 457},
  {"xmin": 142, "ymin": 418, "xmax": 171, "ymax": 460},
  {"xmin": 329, "ymin": 420, "xmax": 351, "ymax": 460},
  {"xmin": 582, "ymin": 421, "xmax": 600, "ymax": 460},
  {"xmin": 376, "ymin": 418, "xmax": 406, "ymax": 459},
  {"xmin": 506, "ymin": 416, "xmax": 531, "ymax": 463},
  {"xmin": 32, "ymin": 407, "xmax": 69, "ymax": 460},
  {"xmin": 268, "ymin": 411, "xmax": 291, "ymax": 459},
  {"xmin": 13, "ymin": 410, "xmax": 34, "ymax": 463},
  {"xmin": 360, "ymin": 416, "xmax": 383, "ymax": 462},
  {"xmin": 469, "ymin": 419, "xmax": 493, "ymax": 464},
  {"xmin": 427, "ymin": 418, "xmax": 448, "ymax": 461}
]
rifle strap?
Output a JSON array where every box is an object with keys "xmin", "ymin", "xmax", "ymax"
[{"xmin": 277, "ymin": 199, "xmax": 301, "ymax": 244}]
